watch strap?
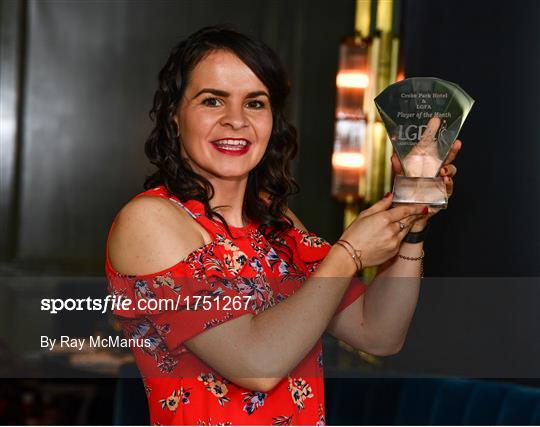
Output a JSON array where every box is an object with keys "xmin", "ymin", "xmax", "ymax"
[{"xmin": 404, "ymin": 226, "xmax": 428, "ymax": 244}]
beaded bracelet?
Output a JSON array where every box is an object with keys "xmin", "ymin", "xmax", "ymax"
[
  {"xmin": 398, "ymin": 250, "xmax": 425, "ymax": 278},
  {"xmin": 335, "ymin": 239, "xmax": 364, "ymax": 272},
  {"xmin": 397, "ymin": 250, "xmax": 424, "ymax": 261}
]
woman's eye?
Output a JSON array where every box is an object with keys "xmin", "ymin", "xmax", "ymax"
[
  {"xmin": 247, "ymin": 100, "xmax": 266, "ymax": 109},
  {"xmin": 202, "ymin": 97, "xmax": 222, "ymax": 107}
]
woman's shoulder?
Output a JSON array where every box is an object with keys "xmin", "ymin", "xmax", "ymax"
[
  {"xmin": 107, "ymin": 191, "xmax": 205, "ymax": 277},
  {"xmin": 258, "ymin": 191, "xmax": 308, "ymax": 233},
  {"xmin": 277, "ymin": 206, "xmax": 331, "ymax": 255},
  {"xmin": 256, "ymin": 196, "xmax": 332, "ymax": 255},
  {"xmin": 283, "ymin": 207, "xmax": 308, "ymax": 232}
]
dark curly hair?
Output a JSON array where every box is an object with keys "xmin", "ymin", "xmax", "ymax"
[{"xmin": 143, "ymin": 25, "xmax": 300, "ymax": 252}]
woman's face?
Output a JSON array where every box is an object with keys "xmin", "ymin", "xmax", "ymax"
[{"xmin": 174, "ymin": 49, "xmax": 273, "ymax": 181}]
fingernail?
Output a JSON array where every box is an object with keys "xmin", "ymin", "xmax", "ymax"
[
  {"xmin": 422, "ymin": 207, "xmax": 429, "ymax": 215},
  {"xmin": 385, "ymin": 192, "xmax": 392, "ymax": 198}
]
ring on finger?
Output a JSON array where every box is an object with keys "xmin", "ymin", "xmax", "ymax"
[{"xmin": 398, "ymin": 221, "xmax": 406, "ymax": 231}]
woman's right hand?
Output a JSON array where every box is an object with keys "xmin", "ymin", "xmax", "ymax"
[{"xmin": 338, "ymin": 194, "xmax": 427, "ymax": 268}]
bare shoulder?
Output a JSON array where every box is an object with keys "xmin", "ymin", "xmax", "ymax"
[
  {"xmin": 107, "ymin": 196, "xmax": 205, "ymax": 276},
  {"xmin": 284, "ymin": 207, "xmax": 308, "ymax": 232},
  {"xmin": 259, "ymin": 192, "xmax": 308, "ymax": 232}
]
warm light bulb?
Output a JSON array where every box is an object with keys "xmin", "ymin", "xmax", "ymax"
[
  {"xmin": 332, "ymin": 152, "xmax": 365, "ymax": 169},
  {"xmin": 336, "ymin": 71, "xmax": 369, "ymax": 89}
]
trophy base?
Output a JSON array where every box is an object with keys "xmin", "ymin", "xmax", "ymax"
[{"xmin": 392, "ymin": 176, "xmax": 448, "ymax": 208}]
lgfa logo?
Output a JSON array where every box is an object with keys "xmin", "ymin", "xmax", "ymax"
[{"xmin": 397, "ymin": 124, "xmax": 435, "ymax": 141}]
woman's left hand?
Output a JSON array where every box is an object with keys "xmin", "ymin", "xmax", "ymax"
[{"xmin": 390, "ymin": 139, "xmax": 462, "ymax": 232}]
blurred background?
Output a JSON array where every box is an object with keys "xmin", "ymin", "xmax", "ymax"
[{"xmin": 1, "ymin": 0, "xmax": 539, "ymax": 424}]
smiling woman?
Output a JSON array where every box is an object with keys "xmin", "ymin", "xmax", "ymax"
[
  {"xmin": 173, "ymin": 50, "xmax": 273, "ymax": 186},
  {"xmin": 105, "ymin": 24, "xmax": 458, "ymax": 426},
  {"xmin": 142, "ymin": 25, "xmax": 299, "ymax": 235}
]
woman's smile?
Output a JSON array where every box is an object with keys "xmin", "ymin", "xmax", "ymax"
[{"xmin": 210, "ymin": 138, "xmax": 252, "ymax": 156}]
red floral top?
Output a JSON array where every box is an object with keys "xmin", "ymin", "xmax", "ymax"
[{"xmin": 105, "ymin": 185, "xmax": 367, "ymax": 425}]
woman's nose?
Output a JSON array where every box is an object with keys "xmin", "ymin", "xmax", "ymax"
[{"xmin": 219, "ymin": 104, "xmax": 248, "ymax": 129}]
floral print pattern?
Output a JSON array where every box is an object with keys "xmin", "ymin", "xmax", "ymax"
[
  {"xmin": 272, "ymin": 414, "xmax": 294, "ymax": 426},
  {"xmin": 316, "ymin": 403, "xmax": 326, "ymax": 426},
  {"xmin": 196, "ymin": 418, "xmax": 232, "ymax": 426},
  {"xmin": 198, "ymin": 373, "xmax": 231, "ymax": 406},
  {"xmin": 203, "ymin": 312, "xmax": 234, "ymax": 330},
  {"xmin": 242, "ymin": 391, "xmax": 267, "ymax": 415},
  {"xmin": 105, "ymin": 185, "xmax": 367, "ymax": 425},
  {"xmin": 300, "ymin": 234, "xmax": 326, "ymax": 248},
  {"xmin": 159, "ymin": 387, "xmax": 191, "ymax": 412},
  {"xmin": 288, "ymin": 377, "xmax": 315, "ymax": 412},
  {"xmin": 153, "ymin": 272, "xmax": 182, "ymax": 294}
]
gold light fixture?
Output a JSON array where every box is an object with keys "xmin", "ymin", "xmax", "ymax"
[
  {"xmin": 331, "ymin": 0, "xmax": 403, "ymax": 280},
  {"xmin": 329, "ymin": 0, "xmax": 405, "ymax": 370},
  {"xmin": 331, "ymin": 37, "xmax": 369, "ymax": 204}
]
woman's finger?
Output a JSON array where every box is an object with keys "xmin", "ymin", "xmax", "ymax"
[
  {"xmin": 440, "ymin": 164, "xmax": 456, "ymax": 197},
  {"xmin": 443, "ymin": 140, "xmax": 462, "ymax": 165},
  {"xmin": 394, "ymin": 214, "xmax": 421, "ymax": 235},
  {"xmin": 440, "ymin": 164, "xmax": 457, "ymax": 178},
  {"xmin": 386, "ymin": 204, "xmax": 427, "ymax": 222},
  {"xmin": 391, "ymin": 152, "xmax": 403, "ymax": 175},
  {"xmin": 417, "ymin": 117, "xmax": 441, "ymax": 149},
  {"xmin": 358, "ymin": 193, "xmax": 393, "ymax": 218},
  {"xmin": 422, "ymin": 206, "xmax": 442, "ymax": 218},
  {"xmin": 444, "ymin": 176, "xmax": 454, "ymax": 197}
]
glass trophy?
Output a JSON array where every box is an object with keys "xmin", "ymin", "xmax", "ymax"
[{"xmin": 374, "ymin": 77, "xmax": 474, "ymax": 207}]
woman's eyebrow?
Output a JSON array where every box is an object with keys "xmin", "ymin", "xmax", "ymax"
[{"xmin": 192, "ymin": 88, "xmax": 270, "ymax": 99}]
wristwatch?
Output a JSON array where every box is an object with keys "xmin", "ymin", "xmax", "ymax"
[{"xmin": 404, "ymin": 225, "xmax": 428, "ymax": 244}]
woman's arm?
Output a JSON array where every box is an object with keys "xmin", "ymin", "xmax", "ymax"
[
  {"xmin": 110, "ymin": 197, "xmax": 359, "ymax": 391},
  {"xmin": 186, "ymin": 243, "xmax": 357, "ymax": 391},
  {"xmin": 359, "ymin": 239, "xmax": 424, "ymax": 353},
  {"xmin": 109, "ymin": 195, "xmax": 423, "ymax": 392},
  {"xmin": 185, "ymin": 198, "xmax": 425, "ymax": 391},
  {"xmin": 291, "ymin": 207, "xmax": 422, "ymax": 356},
  {"xmin": 359, "ymin": 143, "xmax": 461, "ymax": 352},
  {"xmin": 329, "ymin": 144, "xmax": 461, "ymax": 355},
  {"xmin": 324, "ymin": 238, "xmax": 424, "ymax": 356}
]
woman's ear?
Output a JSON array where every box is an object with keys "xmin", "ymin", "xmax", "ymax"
[{"xmin": 172, "ymin": 114, "xmax": 180, "ymax": 137}]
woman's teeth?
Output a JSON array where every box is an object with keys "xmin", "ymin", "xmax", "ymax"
[{"xmin": 213, "ymin": 140, "xmax": 249, "ymax": 150}]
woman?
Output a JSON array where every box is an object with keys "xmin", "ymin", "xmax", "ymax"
[{"xmin": 105, "ymin": 25, "xmax": 460, "ymax": 425}]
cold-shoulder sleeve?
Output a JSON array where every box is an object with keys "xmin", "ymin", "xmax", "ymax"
[
  {"xmin": 286, "ymin": 228, "xmax": 367, "ymax": 315},
  {"xmin": 106, "ymin": 241, "xmax": 258, "ymax": 352}
]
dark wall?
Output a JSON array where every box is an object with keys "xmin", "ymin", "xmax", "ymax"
[
  {"xmin": 0, "ymin": 0, "xmax": 355, "ymax": 275},
  {"xmin": 374, "ymin": 0, "xmax": 540, "ymax": 382},
  {"xmin": 401, "ymin": 0, "xmax": 540, "ymax": 276},
  {"xmin": 3, "ymin": 3, "xmax": 537, "ymax": 275}
]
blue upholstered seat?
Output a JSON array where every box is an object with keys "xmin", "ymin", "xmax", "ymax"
[
  {"xmin": 113, "ymin": 369, "xmax": 540, "ymax": 425},
  {"xmin": 325, "ymin": 377, "xmax": 540, "ymax": 425}
]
